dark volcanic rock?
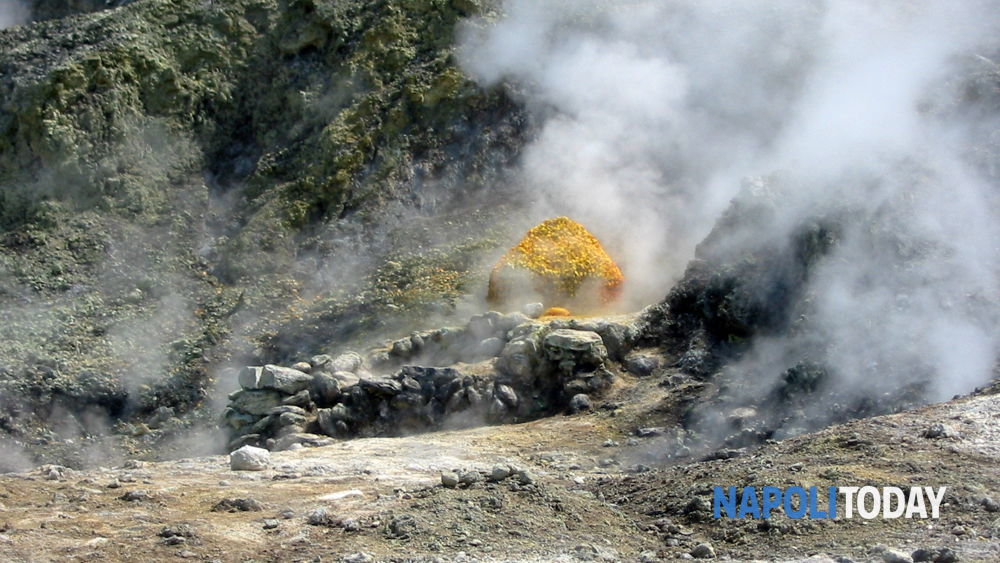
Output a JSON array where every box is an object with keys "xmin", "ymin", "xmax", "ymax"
[
  {"xmin": 211, "ymin": 497, "xmax": 264, "ymax": 512},
  {"xmin": 641, "ymin": 186, "xmax": 839, "ymax": 356}
]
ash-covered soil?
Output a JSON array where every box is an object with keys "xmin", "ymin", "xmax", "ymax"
[{"xmin": 1, "ymin": 359, "xmax": 996, "ymax": 563}]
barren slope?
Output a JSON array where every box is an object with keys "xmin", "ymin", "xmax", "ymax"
[{"xmin": 1, "ymin": 362, "xmax": 996, "ymax": 562}]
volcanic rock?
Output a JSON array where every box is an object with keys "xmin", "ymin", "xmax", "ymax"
[
  {"xmin": 494, "ymin": 384, "xmax": 519, "ymax": 408},
  {"xmin": 307, "ymin": 508, "xmax": 336, "ymax": 526},
  {"xmin": 489, "ymin": 465, "xmax": 512, "ymax": 482},
  {"xmin": 239, "ymin": 366, "xmax": 264, "ymax": 390},
  {"xmin": 497, "ymin": 330, "xmax": 544, "ymax": 383},
  {"xmin": 119, "ymin": 490, "xmax": 152, "ymax": 502},
  {"xmin": 229, "ymin": 390, "xmax": 285, "ymax": 416},
  {"xmin": 360, "ymin": 377, "xmax": 403, "ymax": 396},
  {"xmin": 624, "ymin": 352, "xmax": 660, "ymax": 377},
  {"xmin": 440, "ymin": 472, "xmax": 459, "ymax": 488},
  {"xmin": 258, "ymin": 365, "xmax": 313, "ymax": 394},
  {"xmin": 280, "ymin": 389, "xmax": 313, "ymax": 408},
  {"xmin": 330, "ymin": 352, "xmax": 364, "ymax": 373},
  {"xmin": 458, "ymin": 470, "xmax": 482, "ymax": 485},
  {"xmin": 690, "ymin": 543, "xmax": 716, "ymax": 559},
  {"xmin": 475, "ymin": 337, "xmax": 507, "ymax": 359},
  {"xmin": 311, "ymin": 372, "xmax": 342, "ymax": 406},
  {"xmin": 211, "ymin": 497, "xmax": 264, "ymax": 512},
  {"xmin": 230, "ymin": 445, "xmax": 270, "ymax": 471},
  {"xmin": 569, "ymin": 394, "xmax": 592, "ymax": 413},
  {"xmin": 543, "ymin": 329, "xmax": 607, "ymax": 374}
]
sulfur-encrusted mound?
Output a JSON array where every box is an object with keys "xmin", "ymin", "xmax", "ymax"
[{"xmin": 487, "ymin": 217, "xmax": 623, "ymax": 310}]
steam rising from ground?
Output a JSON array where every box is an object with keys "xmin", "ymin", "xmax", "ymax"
[
  {"xmin": 461, "ymin": 1, "xmax": 999, "ymax": 421},
  {"xmin": 0, "ymin": 0, "xmax": 27, "ymax": 29}
]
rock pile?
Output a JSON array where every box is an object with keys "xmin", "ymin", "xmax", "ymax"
[
  {"xmin": 222, "ymin": 312, "xmax": 638, "ymax": 451},
  {"xmin": 439, "ymin": 464, "xmax": 535, "ymax": 488}
]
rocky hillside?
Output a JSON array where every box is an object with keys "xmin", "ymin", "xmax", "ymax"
[
  {"xmin": 1, "ymin": 0, "xmax": 997, "ymax": 483},
  {"xmin": 0, "ymin": 2, "xmax": 998, "ymax": 560},
  {"xmin": 0, "ymin": 0, "xmax": 529, "ymax": 466}
]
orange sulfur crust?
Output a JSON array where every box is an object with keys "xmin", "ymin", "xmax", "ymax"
[{"xmin": 541, "ymin": 306, "xmax": 572, "ymax": 317}]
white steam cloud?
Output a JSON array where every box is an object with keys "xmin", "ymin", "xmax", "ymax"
[
  {"xmin": 0, "ymin": 0, "xmax": 28, "ymax": 29},
  {"xmin": 461, "ymin": 1, "xmax": 999, "ymax": 412},
  {"xmin": 461, "ymin": 1, "xmax": 831, "ymax": 308}
]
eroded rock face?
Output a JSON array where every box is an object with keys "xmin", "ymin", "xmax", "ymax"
[{"xmin": 223, "ymin": 312, "xmax": 637, "ymax": 451}]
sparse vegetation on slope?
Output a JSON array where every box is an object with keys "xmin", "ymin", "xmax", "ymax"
[{"xmin": 0, "ymin": 0, "xmax": 527, "ymax": 466}]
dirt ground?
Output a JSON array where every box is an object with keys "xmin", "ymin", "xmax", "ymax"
[{"xmin": 0, "ymin": 358, "xmax": 996, "ymax": 562}]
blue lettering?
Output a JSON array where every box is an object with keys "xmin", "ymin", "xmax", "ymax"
[
  {"xmin": 828, "ymin": 486, "xmax": 838, "ymax": 519},
  {"xmin": 808, "ymin": 486, "xmax": 828, "ymax": 518},
  {"xmin": 713, "ymin": 486, "xmax": 737, "ymax": 519},
  {"xmin": 785, "ymin": 486, "xmax": 807, "ymax": 519},
  {"xmin": 738, "ymin": 486, "xmax": 761, "ymax": 518},
  {"xmin": 761, "ymin": 486, "xmax": 782, "ymax": 518}
]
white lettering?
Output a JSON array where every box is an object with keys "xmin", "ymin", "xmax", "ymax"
[
  {"xmin": 925, "ymin": 487, "xmax": 946, "ymax": 519},
  {"xmin": 905, "ymin": 487, "xmax": 927, "ymax": 518},
  {"xmin": 840, "ymin": 486, "xmax": 859, "ymax": 518},
  {"xmin": 883, "ymin": 487, "xmax": 905, "ymax": 518},
  {"xmin": 857, "ymin": 486, "xmax": 880, "ymax": 519}
]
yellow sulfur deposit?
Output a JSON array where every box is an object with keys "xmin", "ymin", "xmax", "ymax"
[{"xmin": 488, "ymin": 217, "xmax": 624, "ymax": 309}]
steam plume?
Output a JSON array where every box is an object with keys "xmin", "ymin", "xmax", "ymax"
[
  {"xmin": 460, "ymin": 1, "xmax": 999, "ymax": 424},
  {"xmin": 0, "ymin": 0, "xmax": 28, "ymax": 29}
]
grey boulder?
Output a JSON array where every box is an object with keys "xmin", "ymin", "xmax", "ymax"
[
  {"xmin": 230, "ymin": 445, "xmax": 270, "ymax": 471},
  {"xmin": 230, "ymin": 390, "xmax": 285, "ymax": 416}
]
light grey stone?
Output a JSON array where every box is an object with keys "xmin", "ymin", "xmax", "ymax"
[
  {"xmin": 476, "ymin": 337, "xmax": 506, "ymax": 358},
  {"xmin": 543, "ymin": 329, "xmax": 608, "ymax": 374},
  {"xmin": 440, "ymin": 472, "xmax": 459, "ymax": 488},
  {"xmin": 522, "ymin": 303, "xmax": 544, "ymax": 318},
  {"xmin": 258, "ymin": 365, "xmax": 313, "ymax": 394},
  {"xmin": 881, "ymin": 549, "xmax": 913, "ymax": 563},
  {"xmin": 230, "ymin": 445, "xmax": 270, "ymax": 471},
  {"xmin": 330, "ymin": 352, "xmax": 364, "ymax": 373},
  {"xmin": 494, "ymin": 384, "xmax": 519, "ymax": 408},
  {"xmin": 239, "ymin": 366, "xmax": 263, "ymax": 390},
  {"xmin": 488, "ymin": 465, "xmax": 512, "ymax": 482}
]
